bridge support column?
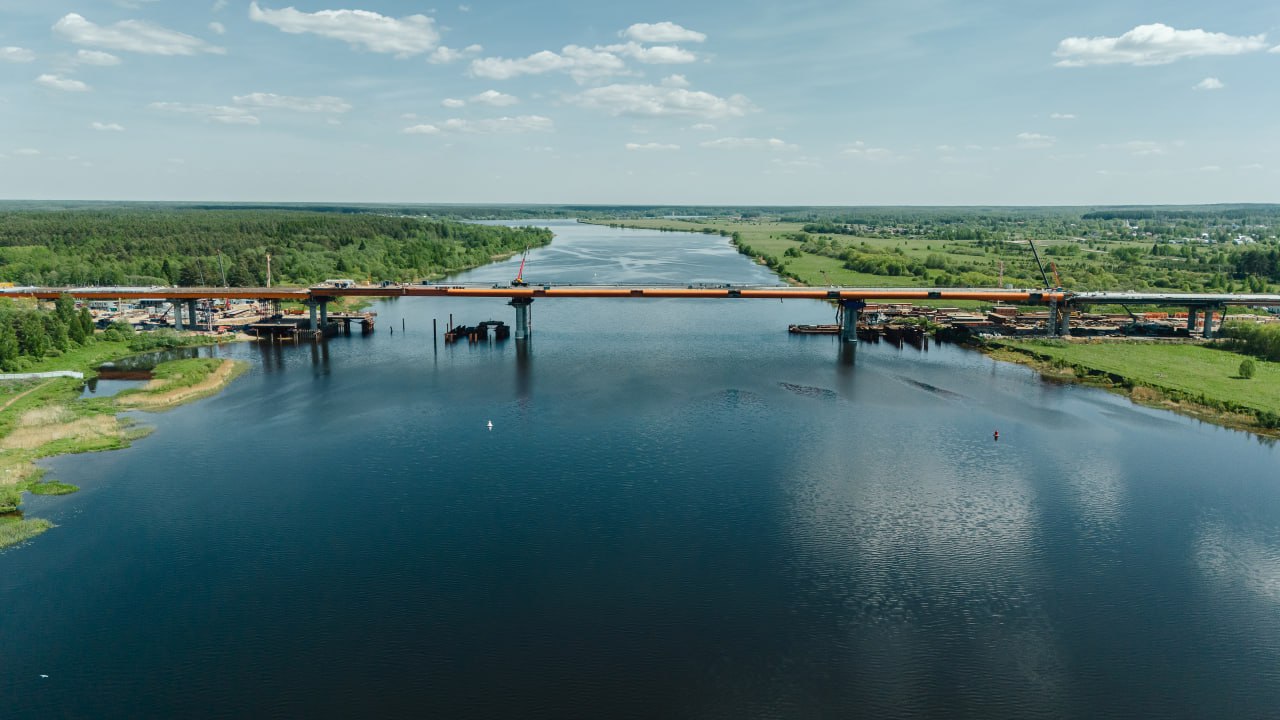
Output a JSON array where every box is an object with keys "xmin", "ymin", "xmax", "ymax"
[
  {"xmin": 1203, "ymin": 309, "xmax": 1216, "ymax": 339},
  {"xmin": 1059, "ymin": 304, "xmax": 1071, "ymax": 336},
  {"xmin": 171, "ymin": 300, "xmax": 184, "ymax": 331},
  {"xmin": 187, "ymin": 300, "xmax": 199, "ymax": 331},
  {"xmin": 1187, "ymin": 308, "xmax": 1198, "ymax": 333},
  {"xmin": 1047, "ymin": 300, "xmax": 1059, "ymax": 336},
  {"xmin": 840, "ymin": 299, "xmax": 865, "ymax": 343},
  {"xmin": 306, "ymin": 300, "xmax": 318, "ymax": 332},
  {"xmin": 509, "ymin": 298, "xmax": 533, "ymax": 340},
  {"xmin": 319, "ymin": 299, "xmax": 329, "ymax": 327}
]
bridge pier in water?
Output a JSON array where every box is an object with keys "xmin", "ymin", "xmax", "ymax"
[
  {"xmin": 840, "ymin": 299, "xmax": 865, "ymax": 344},
  {"xmin": 509, "ymin": 298, "xmax": 533, "ymax": 341}
]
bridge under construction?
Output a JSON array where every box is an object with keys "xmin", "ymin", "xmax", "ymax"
[{"xmin": 7, "ymin": 284, "xmax": 1280, "ymax": 345}]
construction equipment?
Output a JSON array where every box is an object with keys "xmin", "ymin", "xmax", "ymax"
[
  {"xmin": 1026, "ymin": 238, "xmax": 1052, "ymax": 288},
  {"xmin": 512, "ymin": 246, "xmax": 529, "ymax": 287}
]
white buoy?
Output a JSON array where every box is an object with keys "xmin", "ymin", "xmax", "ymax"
[{"xmin": 487, "ymin": 420, "xmax": 493, "ymax": 430}]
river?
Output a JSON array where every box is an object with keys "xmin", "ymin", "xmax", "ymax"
[{"xmin": 3, "ymin": 220, "xmax": 1278, "ymax": 718}]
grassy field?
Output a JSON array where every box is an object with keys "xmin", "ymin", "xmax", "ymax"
[{"xmin": 993, "ymin": 339, "xmax": 1280, "ymax": 428}]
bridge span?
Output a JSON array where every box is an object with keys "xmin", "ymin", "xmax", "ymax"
[{"xmin": 7, "ymin": 284, "xmax": 1280, "ymax": 343}]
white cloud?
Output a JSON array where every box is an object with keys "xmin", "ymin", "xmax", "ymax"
[
  {"xmin": 1101, "ymin": 140, "xmax": 1166, "ymax": 156},
  {"xmin": 209, "ymin": 22, "xmax": 226, "ymax": 35},
  {"xmin": 90, "ymin": 121, "xmax": 125, "ymax": 131},
  {"xmin": 403, "ymin": 115, "xmax": 554, "ymax": 135},
  {"xmin": 53, "ymin": 13, "xmax": 225, "ymax": 55},
  {"xmin": 1015, "ymin": 132, "xmax": 1055, "ymax": 149},
  {"xmin": 76, "ymin": 49, "xmax": 122, "ymax": 66},
  {"xmin": 212, "ymin": 0, "xmax": 229, "ymax": 10},
  {"xmin": 458, "ymin": 4, "xmax": 470, "ymax": 12},
  {"xmin": 471, "ymin": 45, "xmax": 628, "ymax": 83},
  {"xmin": 1, "ymin": 46, "xmax": 36, "ymax": 63},
  {"xmin": 470, "ymin": 89, "xmax": 518, "ymax": 106},
  {"xmin": 690, "ymin": 122, "xmax": 716, "ymax": 131},
  {"xmin": 441, "ymin": 98, "xmax": 466, "ymax": 108},
  {"xmin": 621, "ymin": 22, "xmax": 706, "ymax": 44},
  {"xmin": 625, "ymin": 142, "xmax": 679, "ymax": 151},
  {"xmin": 602, "ymin": 41, "xmax": 697, "ymax": 64},
  {"xmin": 662, "ymin": 74, "xmax": 690, "ymax": 88},
  {"xmin": 570, "ymin": 82, "xmax": 753, "ymax": 119},
  {"xmin": 1054, "ymin": 23, "xmax": 1267, "ymax": 67},
  {"xmin": 232, "ymin": 92, "xmax": 352, "ymax": 113},
  {"xmin": 1050, "ymin": 112, "xmax": 1076, "ymax": 120},
  {"xmin": 428, "ymin": 44, "xmax": 482, "ymax": 64},
  {"xmin": 403, "ymin": 124, "xmax": 440, "ymax": 135},
  {"xmin": 841, "ymin": 140, "xmax": 893, "ymax": 158},
  {"xmin": 248, "ymin": 2, "xmax": 440, "ymax": 57},
  {"xmin": 14, "ymin": 148, "xmax": 41, "ymax": 156},
  {"xmin": 150, "ymin": 101, "xmax": 259, "ymax": 125},
  {"xmin": 1194, "ymin": 77, "xmax": 1224, "ymax": 90},
  {"xmin": 36, "ymin": 74, "xmax": 90, "ymax": 92},
  {"xmin": 700, "ymin": 137, "xmax": 797, "ymax": 151}
]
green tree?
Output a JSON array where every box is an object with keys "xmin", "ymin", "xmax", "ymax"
[
  {"xmin": 0, "ymin": 316, "xmax": 19, "ymax": 370},
  {"xmin": 16, "ymin": 312, "xmax": 49, "ymax": 358},
  {"xmin": 1239, "ymin": 358, "xmax": 1256, "ymax": 379}
]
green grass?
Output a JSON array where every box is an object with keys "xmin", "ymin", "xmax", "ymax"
[
  {"xmin": 997, "ymin": 340, "xmax": 1280, "ymax": 415},
  {"xmin": 24, "ymin": 480, "xmax": 79, "ymax": 495},
  {"xmin": 0, "ymin": 516, "xmax": 53, "ymax": 548}
]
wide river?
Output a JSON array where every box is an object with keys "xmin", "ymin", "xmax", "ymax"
[{"xmin": 3, "ymin": 221, "xmax": 1279, "ymax": 718}]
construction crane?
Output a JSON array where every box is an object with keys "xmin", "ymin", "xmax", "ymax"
[
  {"xmin": 512, "ymin": 246, "xmax": 530, "ymax": 286},
  {"xmin": 1025, "ymin": 238, "xmax": 1052, "ymax": 289}
]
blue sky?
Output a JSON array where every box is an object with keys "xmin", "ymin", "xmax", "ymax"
[{"xmin": 1, "ymin": 0, "xmax": 1278, "ymax": 204}]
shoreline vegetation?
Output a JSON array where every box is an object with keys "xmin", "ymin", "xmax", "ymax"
[
  {"xmin": 587, "ymin": 217, "xmax": 1280, "ymax": 438},
  {"xmin": 0, "ymin": 337, "xmax": 246, "ymax": 550}
]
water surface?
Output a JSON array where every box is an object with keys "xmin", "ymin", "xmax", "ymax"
[{"xmin": 3, "ymin": 220, "xmax": 1278, "ymax": 719}]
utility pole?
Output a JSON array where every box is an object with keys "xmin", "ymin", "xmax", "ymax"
[{"xmin": 266, "ymin": 252, "xmax": 272, "ymax": 288}]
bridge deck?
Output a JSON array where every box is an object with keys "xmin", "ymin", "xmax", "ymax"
[{"xmin": 5, "ymin": 285, "xmax": 1280, "ymax": 306}]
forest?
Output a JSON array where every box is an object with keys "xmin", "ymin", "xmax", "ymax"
[{"xmin": 0, "ymin": 207, "xmax": 552, "ymax": 287}]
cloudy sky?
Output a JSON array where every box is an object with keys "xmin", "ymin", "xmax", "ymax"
[{"xmin": 1, "ymin": 0, "xmax": 1278, "ymax": 204}]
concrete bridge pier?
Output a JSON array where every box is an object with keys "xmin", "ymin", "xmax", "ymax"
[
  {"xmin": 1059, "ymin": 303, "xmax": 1071, "ymax": 336},
  {"xmin": 840, "ymin": 299, "xmax": 865, "ymax": 344},
  {"xmin": 1047, "ymin": 299, "xmax": 1059, "ymax": 336},
  {"xmin": 509, "ymin": 298, "xmax": 533, "ymax": 340},
  {"xmin": 186, "ymin": 300, "xmax": 199, "ymax": 330},
  {"xmin": 170, "ymin": 300, "xmax": 184, "ymax": 331},
  {"xmin": 1187, "ymin": 308, "xmax": 1199, "ymax": 334},
  {"xmin": 319, "ymin": 299, "xmax": 329, "ymax": 327},
  {"xmin": 1203, "ymin": 308, "xmax": 1218, "ymax": 339},
  {"xmin": 305, "ymin": 299, "xmax": 319, "ymax": 331}
]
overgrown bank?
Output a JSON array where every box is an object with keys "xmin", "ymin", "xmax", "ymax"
[
  {"xmin": 986, "ymin": 338, "xmax": 1280, "ymax": 435},
  {"xmin": 1, "ymin": 348, "xmax": 245, "ymax": 550}
]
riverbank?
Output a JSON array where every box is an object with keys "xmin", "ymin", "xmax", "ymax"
[
  {"xmin": 985, "ymin": 338, "xmax": 1280, "ymax": 436},
  {"xmin": 0, "ymin": 344, "xmax": 246, "ymax": 550}
]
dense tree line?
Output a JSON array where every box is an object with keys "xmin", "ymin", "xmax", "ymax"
[
  {"xmin": 0, "ymin": 295, "xmax": 95, "ymax": 371},
  {"xmin": 1219, "ymin": 323, "xmax": 1280, "ymax": 362},
  {"xmin": 0, "ymin": 209, "xmax": 552, "ymax": 287}
]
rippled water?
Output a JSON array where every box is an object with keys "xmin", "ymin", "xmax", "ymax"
[{"xmin": 3, "ymin": 221, "xmax": 1278, "ymax": 718}]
